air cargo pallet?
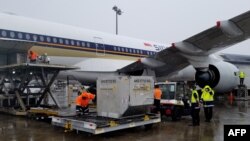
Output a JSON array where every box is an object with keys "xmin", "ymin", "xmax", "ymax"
[{"xmin": 51, "ymin": 113, "xmax": 160, "ymax": 134}]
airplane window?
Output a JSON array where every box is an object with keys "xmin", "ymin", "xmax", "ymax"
[
  {"xmin": 71, "ymin": 40, "xmax": 75, "ymax": 45},
  {"xmin": 81, "ymin": 42, "xmax": 85, "ymax": 47},
  {"xmin": 10, "ymin": 32, "xmax": 15, "ymax": 38},
  {"xmin": 39, "ymin": 36, "xmax": 44, "ymax": 41},
  {"xmin": 53, "ymin": 38, "xmax": 57, "ymax": 43},
  {"xmin": 46, "ymin": 37, "xmax": 51, "ymax": 42},
  {"xmin": 76, "ymin": 41, "xmax": 80, "ymax": 46},
  {"xmin": 1, "ymin": 30, "xmax": 7, "ymax": 37},
  {"xmin": 59, "ymin": 39, "xmax": 63, "ymax": 44},
  {"xmin": 18, "ymin": 33, "xmax": 23, "ymax": 39},
  {"xmin": 65, "ymin": 40, "xmax": 69, "ymax": 45},
  {"xmin": 114, "ymin": 46, "xmax": 117, "ymax": 51},
  {"xmin": 26, "ymin": 34, "xmax": 30, "ymax": 40},
  {"xmin": 87, "ymin": 43, "xmax": 90, "ymax": 47},
  {"xmin": 33, "ymin": 35, "xmax": 37, "ymax": 41}
]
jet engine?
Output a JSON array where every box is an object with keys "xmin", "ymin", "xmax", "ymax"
[{"xmin": 195, "ymin": 62, "xmax": 239, "ymax": 93}]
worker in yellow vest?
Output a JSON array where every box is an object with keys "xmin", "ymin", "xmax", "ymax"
[
  {"xmin": 201, "ymin": 85, "xmax": 214, "ymax": 122},
  {"xmin": 190, "ymin": 85, "xmax": 200, "ymax": 126},
  {"xmin": 239, "ymin": 71, "xmax": 246, "ymax": 85}
]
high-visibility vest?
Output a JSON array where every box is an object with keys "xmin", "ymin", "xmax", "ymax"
[
  {"xmin": 75, "ymin": 95, "xmax": 82, "ymax": 106},
  {"xmin": 201, "ymin": 86, "xmax": 214, "ymax": 102},
  {"xmin": 29, "ymin": 52, "xmax": 38, "ymax": 61},
  {"xmin": 191, "ymin": 90, "xmax": 199, "ymax": 103},
  {"xmin": 75, "ymin": 92, "xmax": 95, "ymax": 107},
  {"xmin": 239, "ymin": 71, "xmax": 246, "ymax": 78},
  {"xmin": 154, "ymin": 88, "xmax": 162, "ymax": 100}
]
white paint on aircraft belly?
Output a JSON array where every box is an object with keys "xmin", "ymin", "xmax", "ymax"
[{"xmin": 49, "ymin": 56, "xmax": 133, "ymax": 71}]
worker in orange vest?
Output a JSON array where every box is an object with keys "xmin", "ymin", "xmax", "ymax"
[
  {"xmin": 154, "ymin": 84, "xmax": 162, "ymax": 114},
  {"xmin": 75, "ymin": 90, "xmax": 95, "ymax": 115},
  {"xmin": 28, "ymin": 50, "xmax": 38, "ymax": 63}
]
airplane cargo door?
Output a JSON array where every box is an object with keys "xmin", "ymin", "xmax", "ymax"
[{"xmin": 94, "ymin": 37, "xmax": 105, "ymax": 56}]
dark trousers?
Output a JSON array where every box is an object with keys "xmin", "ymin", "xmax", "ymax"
[
  {"xmin": 240, "ymin": 78, "xmax": 244, "ymax": 85},
  {"xmin": 154, "ymin": 99, "xmax": 161, "ymax": 113},
  {"xmin": 191, "ymin": 104, "xmax": 200, "ymax": 125},
  {"xmin": 30, "ymin": 59, "xmax": 37, "ymax": 63},
  {"xmin": 76, "ymin": 105, "xmax": 89, "ymax": 115},
  {"xmin": 204, "ymin": 107, "xmax": 213, "ymax": 122}
]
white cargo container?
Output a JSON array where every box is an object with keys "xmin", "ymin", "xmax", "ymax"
[{"xmin": 97, "ymin": 76, "xmax": 154, "ymax": 118}]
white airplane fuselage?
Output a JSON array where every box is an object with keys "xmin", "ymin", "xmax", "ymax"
[{"xmin": 0, "ymin": 12, "xmax": 212, "ymax": 84}]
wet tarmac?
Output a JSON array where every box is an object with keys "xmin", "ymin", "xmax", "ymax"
[{"xmin": 0, "ymin": 100, "xmax": 250, "ymax": 141}]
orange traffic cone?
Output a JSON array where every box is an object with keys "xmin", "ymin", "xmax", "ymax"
[{"xmin": 228, "ymin": 92, "xmax": 234, "ymax": 105}]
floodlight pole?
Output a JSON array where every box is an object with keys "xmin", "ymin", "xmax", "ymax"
[
  {"xmin": 116, "ymin": 12, "xmax": 118, "ymax": 35},
  {"xmin": 113, "ymin": 6, "xmax": 122, "ymax": 35}
]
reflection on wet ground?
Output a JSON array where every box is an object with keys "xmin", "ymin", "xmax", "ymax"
[{"xmin": 0, "ymin": 101, "xmax": 250, "ymax": 141}]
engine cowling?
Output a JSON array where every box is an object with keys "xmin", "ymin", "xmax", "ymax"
[{"xmin": 195, "ymin": 62, "xmax": 239, "ymax": 93}]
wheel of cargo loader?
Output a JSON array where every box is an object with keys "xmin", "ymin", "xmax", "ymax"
[{"xmin": 144, "ymin": 124, "xmax": 153, "ymax": 130}]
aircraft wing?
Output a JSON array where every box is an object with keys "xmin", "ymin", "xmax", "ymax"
[
  {"xmin": 119, "ymin": 10, "xmax": 250, "ymax": 76},
  {"xmin": 220, "ymin": 53, "xmax": 250, "ymax": 64},
  {"xmin": 118, "ymin": 47, "xmax": 190, "ymax": 77}
]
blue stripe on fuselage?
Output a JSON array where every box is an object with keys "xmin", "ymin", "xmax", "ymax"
[{"xmin": 0, "ymin": 29, "xmax": 157, "ymax": 57}]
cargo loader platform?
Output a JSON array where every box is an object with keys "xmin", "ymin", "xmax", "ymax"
[{"xmin": 51, "ymin": 113, "xmax": 160, "ymax": 134}]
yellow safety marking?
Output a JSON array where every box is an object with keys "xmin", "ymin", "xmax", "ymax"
[
  {"xmin": 64, "ymin": 121, "xmax": 73, "ymax": 132},
  {"xmin": 109, "ymin": 121, "xmax": 118, "ymax": 127},
  {"xmin": 144, "ymin": 115, "xmax": 150, "ymax": 121}
]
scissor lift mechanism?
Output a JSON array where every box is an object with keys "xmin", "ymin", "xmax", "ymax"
[{"xmin": 0, "ymin": 63, "xmax": 76, "ymax": 113}]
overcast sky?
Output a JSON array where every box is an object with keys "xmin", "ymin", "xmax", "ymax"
[{"xmin": 0, "ymin": 0, "xmax": 249, "ymax": 54}]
